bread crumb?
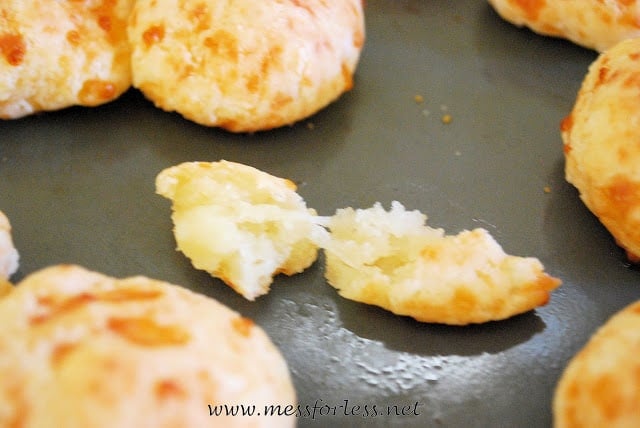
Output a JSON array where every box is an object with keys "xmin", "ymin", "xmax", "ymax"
[
  {"xmin": 441, "ymin": 114, "xmax": 452, "ymax": 124},
  {"xmin": 544, "ymin": 186, "xmax": 551, "ymax": 193},
  {"xmin": 414, "ymin": 95, "xmax": 424, "ymax": 104}
]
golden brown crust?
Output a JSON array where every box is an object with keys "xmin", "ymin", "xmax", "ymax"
[
  {"xmin": 0, "ymin": 279, "xmax": 13, "ymax": 298},
  {"xmin": 562, "ymin": 37, "xmax": 640, "ymax": 261},
  {"xmin": 0, "ymin": 264, "xmax": 296, "ymax": 428},
  {"xmin": 554, "ymin": 300, "xmax": 640, "ymax": 427},
  {"xmin": 128, "ymin": 0, "xmax": 365, "ymax": 131},
  {"xmin": 0, "ymin": 0, "xmax": 133, "ymax": 118},
  {"xmin": 487, "ymin": 0, "xmax": 640, "ymax": 52}
]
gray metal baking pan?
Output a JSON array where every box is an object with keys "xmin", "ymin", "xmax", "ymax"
[{"xmin": 2, "ymin": 1, "xmax": 638, "ymax": 426}]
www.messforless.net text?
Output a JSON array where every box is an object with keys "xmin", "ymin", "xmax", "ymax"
[{"xmin": 208, "ymin": 399, "xmax": 423, "ymax": 420}]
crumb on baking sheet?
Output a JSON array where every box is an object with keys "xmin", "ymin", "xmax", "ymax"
[
  {"xmin": 414, "ymin": 94, "xmax": 424, "ymax": 104},
  {"xmin": 441, "ymin": 114, "xmax": 452, "ymax": 124},
  {"xmin": 544, "ymin": 186, "xmax": 551, "ymax": 194}
]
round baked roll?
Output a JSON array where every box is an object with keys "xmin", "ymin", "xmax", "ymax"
[
  {"xmin": 0, "ymin": 264, "xmax": 296, "ymax": 428},
  {"xmin": 128, "ymin": 0, "xmax": 365, "ymax": 132},
  {"xmin": 562, "ymin": 37, "xmax": 640, "ymax": 262},
  {"xmin": 487, "ymin": 0, "xmax": 640, "ymax": 52},
  {"xmin": 321, "ymin": 201, "xmax": 561, "ymax": 325},
  {"xmin": 554, "ymin": 300, "xmax": 640, "ymax": 427},
  {"xmin": 0, "ymin": 211, "xmax": 19, "ymax": 283},
  {"xmin": 0, "ymin": 0, "xmax": 133, "ymax": 119}
]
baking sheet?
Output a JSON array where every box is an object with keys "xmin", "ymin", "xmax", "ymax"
[{"xmin": 2, "ymin": 1, "xmax": 639, "ymax": 426}]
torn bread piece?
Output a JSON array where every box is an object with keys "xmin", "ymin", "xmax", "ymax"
[
  {"xmin": 554, "ymin": 300, "xmax": 640, "ymax": 427},
  {"xmin": 0, "ymin": 211, "xmax": 19, "ymax": 297},
  {"xmin": 156, "ymin": 160, "xmax": 324, "ymax": 300},
  {"xmin": 322, "ymin": 201, "xmax": 561, "ymax": 325},
  {"xmin": 0, "ymin": 264, "xmax": 296, "ymax": 428},
  {"xmin": 0, "ymin": 0, "xmax": 133, "ymax": 119}
]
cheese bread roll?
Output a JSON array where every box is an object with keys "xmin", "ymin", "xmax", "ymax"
[
  {"xmin": 554, "ymin": 300, "xmax": 640, "ymax": 427},
  {"xmin": 562, "ymin": 37, "xmax": 640, "ymax": 262},
  {"xmin": 156, "ymin": 161, "xmax": 324, "ymax": 300},
  {"xmin": 0, "ymin": 0, "xmax": 133, "ymax": 119},
  {"xmin": 0, "ymin": 211, "xmax": 19, "ymax": 284},
  {"xmin": 128, "ymin": 0, "xmax": 365, "ymax": 132},
  {"xmin": 487, "ymin": 0, "xmax": 640, "ymax": 52},
  {"xmin": 322, "ymin": 201, "xmax": 561, "ymax": 325},
  {"xmin": 0, "ymin": 264, "xmax": 296, "ymax": 428}
]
